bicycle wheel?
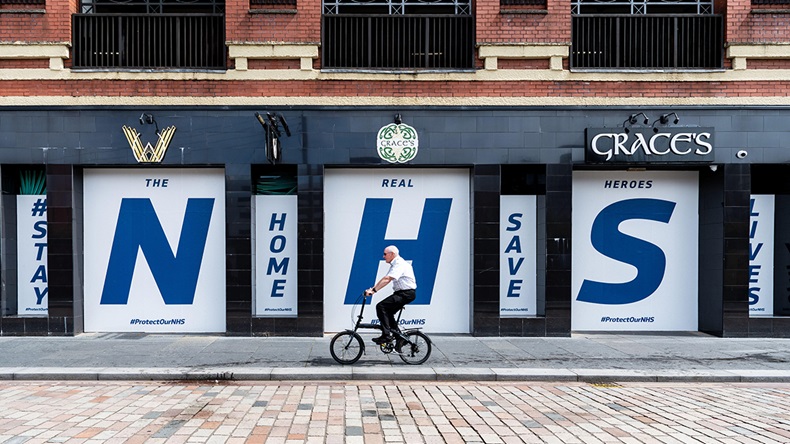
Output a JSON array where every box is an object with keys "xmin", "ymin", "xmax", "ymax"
[
  {"xmin": 330, "ymin": 331, "xmax": 364, "ymax": 365},
  {"xmin": 399, "ymin": 331, "xmax": 431, "ymax": 365}
]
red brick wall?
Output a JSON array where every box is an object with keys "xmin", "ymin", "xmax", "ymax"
[
  {"xmin": 248, "ymin": 59, "xmax": 302, "ymax": 69},
  {"xmin": 498, "ymin": 58, "xmax": 549, "ymax": 69},
  {"xmin": 477, "ymin": 0, "xmax": 570, "ymax": 43},
  {"xmin": 226, "ymin": 0, "xmax": 321, "ymax": 42},
  {"xmin": 0, "ymin": 79, "xmax": 788, "ymax": 98},
  {"xmin": 0, "ymin": 59, "xmax": 48, "ymax": 68},
  {"xmin": 727, "ymin": 0, "xmax": 790, "ymax": 43},
  {"xmin": 2, "ymin": 0, "xmax": 790, "ymax": 56},
  {"xmin": 748, "ymin": 59, "xmax": 790, "ymax": 68},
  {"xmin": 0, "ymin": 1, "xmax": 72, "ymax": 42}
]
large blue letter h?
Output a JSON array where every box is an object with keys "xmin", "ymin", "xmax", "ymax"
[
  {"xmin": 100, "ymin": 198, "xmax": 214, "ymax": 305},
  {"xmin": 344, "ymin": 198, "xmax": 452, "ymax": 305}
]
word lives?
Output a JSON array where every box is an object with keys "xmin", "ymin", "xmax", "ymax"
[{"xmin": 748, "ymin": 197, "xmax": 774, "ymax": 311}]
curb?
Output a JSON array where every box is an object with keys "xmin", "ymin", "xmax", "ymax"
[{"xmin": 2, "ymin": 367, "xmax": 790, "ymax": 383}]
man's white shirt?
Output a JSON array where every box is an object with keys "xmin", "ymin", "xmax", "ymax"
[{"xmin": 387, "ymin": 256, "xmax": 417, "ymax": 291}]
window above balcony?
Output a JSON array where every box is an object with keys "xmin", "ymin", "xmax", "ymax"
[{"xmin": 72, "ymin": 0, "xmax": 226, "ymax": 70}]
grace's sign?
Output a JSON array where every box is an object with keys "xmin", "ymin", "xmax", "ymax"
[{"xmin": 586, "ymin": 128, "xmax": 714, "ymax": 163}]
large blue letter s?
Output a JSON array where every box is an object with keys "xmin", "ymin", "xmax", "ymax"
[{"xmin": 577, "ymin": 198, "xmax": 676, "ymax": 305}]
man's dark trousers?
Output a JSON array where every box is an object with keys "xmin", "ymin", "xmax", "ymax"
[{"xmin": 376, "ymin": 289, "xmax": 416, "ymax": 335}]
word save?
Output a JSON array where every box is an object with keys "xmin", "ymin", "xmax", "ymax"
[{"xmin": 503, "ymin": 212, "xmax": 526, "ymax": 298}]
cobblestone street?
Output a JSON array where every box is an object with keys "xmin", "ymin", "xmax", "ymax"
[{"xmin": 1, "ymin": 381, "xmax": 789, "ymax": 443}]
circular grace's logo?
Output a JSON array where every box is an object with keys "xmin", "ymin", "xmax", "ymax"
[{"xmin": 377, "ymin": 123, "xmax": 419, "ymax": 164}]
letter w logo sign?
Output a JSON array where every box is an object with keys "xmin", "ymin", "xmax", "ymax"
[{"xmin": 100, "ymin": 198, "xmax": 214, "ymax": 305}]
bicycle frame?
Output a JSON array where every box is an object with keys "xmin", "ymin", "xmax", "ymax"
[
  {"xmin": 330, "ymin": 292, "xmax": 432, "ymax": 365},
  {"xmin": 351, "ymin": 294, "xmax": 403, "ymax": 333},
  {"xmin": 349, "ymin": 294, "xmax": 408, "ymax": 351}
]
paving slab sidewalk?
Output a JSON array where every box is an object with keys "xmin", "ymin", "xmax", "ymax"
[{"xmin": 1, "ymin": 332, "xmax": 789, "ymax": 382}]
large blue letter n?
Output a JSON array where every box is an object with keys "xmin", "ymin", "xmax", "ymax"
[
  {"xmin": 100, "ymin": 198, "xmax": 214, "ymax": 305},
  {"xmin": 344, "ymin": 198, "xmax": 452, "ymax": 305}
]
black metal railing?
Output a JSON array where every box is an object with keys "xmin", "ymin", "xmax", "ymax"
[
  {"xmin": 322, "ymin": 14, "xmax": 474, "ymax": 70},
  {"xmin": 571, "ymin": 15, "xmax": 723, "ymax": 70},
  {"xmin": 72, "ymin": 14, "xmax": 225, "ymax": 69}
]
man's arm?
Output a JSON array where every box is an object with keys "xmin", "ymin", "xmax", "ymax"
[{"xmin": 365, "ymin": 275, "xmax": 394, "ymax": 295}]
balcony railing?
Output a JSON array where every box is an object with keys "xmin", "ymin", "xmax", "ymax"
[
  {"xmin": 571, "ymin": 15, "xmax": 723, "ymax": 70},
  {"xmin": 322, "ymin": 14, "xmax": 474, "ymax": 70},
  {"xmin": 72, "ymin": 14, "xmax": 225, "ymax": 70}
]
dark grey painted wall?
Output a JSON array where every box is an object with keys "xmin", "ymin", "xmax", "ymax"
[{"xmin": 0, "ymin": 106, "xmax": 786, "ymax": 336}]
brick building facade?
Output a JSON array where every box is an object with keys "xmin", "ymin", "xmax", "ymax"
[{"xmin": 1, "ymin": 0, "xmax": 789, "ymax": 337}]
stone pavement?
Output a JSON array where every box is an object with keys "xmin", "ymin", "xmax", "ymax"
[
  {"xmin": 1, "ymin": 380, "xmax": 790, "ymax": 443},
  {"xmin": 1, "ymin": 332, "xmax": 790, "ymax": 382}
]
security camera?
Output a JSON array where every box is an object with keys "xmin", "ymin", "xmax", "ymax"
[{"xmin": 736, "ymin": 150, "xmax": 748, "ymax": 159}]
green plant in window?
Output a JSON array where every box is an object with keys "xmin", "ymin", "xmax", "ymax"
[
  {"xmin": 256, "ymin": 174, "xmax": 296, "ymax": 195},
  {"xmin": 19, "ymin": 170, "xmax": 46, "ymax": 195}
]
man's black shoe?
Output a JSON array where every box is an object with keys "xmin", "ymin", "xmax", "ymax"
[
  {"xmin": 395, "ymin": 338, "xmax": 407, "ymax": 353},
  {"xmin": 372, "ymin": 334, "xmax": 392, "ymax": 344}
]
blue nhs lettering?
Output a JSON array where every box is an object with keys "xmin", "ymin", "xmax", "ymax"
[
  {"xmin": 748, "ymin": 198, "xmax": 761, "ymax": 306},
  {"xmin": 100, "ymin": 198, "xmax": 214, "ymax": 305},
  {"xmin": 504, "ymin": 213, "xmax": 525, "ymax": 298},
  {"xmin": 32, "ymin": 220, "xmax": 48, "ymax": 304},
  {"xmin": 344, "ymin": 198, "xmax": 452, "ymax": 305},
  {"xmin": 267, "ymin": 213, "xmax": 290, "ymax": 298},
  {"xmin": 577, "ymin": 198, "xmax": 676, "ymax": 305}
]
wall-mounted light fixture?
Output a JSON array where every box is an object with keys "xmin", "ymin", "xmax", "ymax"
[
  {"xmin": 394, "ymin": 113, "xmax": 403, "ymax": 125},
  {"xmin": 652, "ymin": 112, "xmax": 680, "ymax": 133},
  {"xmin": 255, "ymin": 112, "xmax": 292, "ymax": 164},
  {"xmin": 623, "ymin": 112, "xmax": 649, "ymax": 134},
  {"xmin": 139, "ymin": 113, "xmax": 160, "ymax": 134}
]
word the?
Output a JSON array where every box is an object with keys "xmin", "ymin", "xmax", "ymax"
[{"xmin": 145, "ymin": 178, "xmax": 169, "ymax": 187}]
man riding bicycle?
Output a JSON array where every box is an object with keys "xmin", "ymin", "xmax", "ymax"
[{"xmin": 365, "ymin": 245, "xmax": 416, "ymax": 352}]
